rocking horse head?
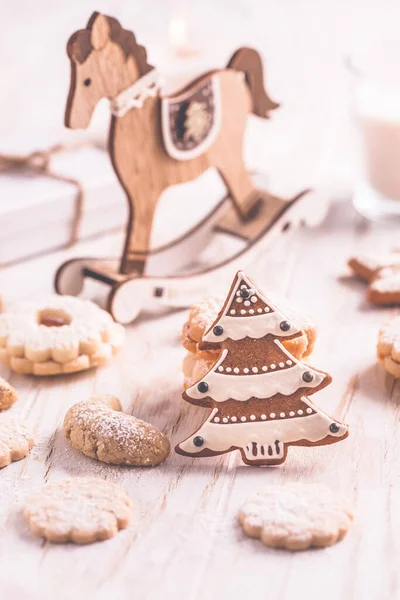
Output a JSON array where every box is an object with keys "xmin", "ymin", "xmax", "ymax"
[{"xmin": 65, "ymin": 12, "xmax": 154, "ymax": 129}]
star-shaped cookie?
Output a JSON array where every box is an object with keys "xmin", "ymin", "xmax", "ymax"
[{"xmin": 348, "ymin": 251, "xmax": 400, "ymax": 305}]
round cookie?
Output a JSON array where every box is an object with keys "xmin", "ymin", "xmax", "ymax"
[
  {"xmin": 377, "ymin": 316, "xmax": 400, "ymax": 377},
  {"xmin": 0, "ymin": 296, "xmax": 125, "ymax": 376},
  {"xmin": 0, "ymin": 377, "xmax": 18, "ymax": 411},
  {"xmin": 24, "ymin": 477, "xmax": 133, "ymax": 544},
  {"xmin": 63, "ymin": 395, "xmax": 170, "ymax": 466},
  {"xmin": 0, "ymin": 416, "xmax": 34, "ymax": 468},
  {"xmin": 238, "ymin": 483, "xmax": 354, "ymax": 551}
]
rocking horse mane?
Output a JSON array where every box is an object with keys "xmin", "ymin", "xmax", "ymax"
[{"xmin": 67, "ymin": 12, "xmax": 153, "ymax": 75}]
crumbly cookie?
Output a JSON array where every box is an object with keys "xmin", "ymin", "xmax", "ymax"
[
  {"xmin": 238, "ymin": 483, "xmax": 354, "ymax": 550},
  {"xmin": 183, "ymin": 295, "xmax": 316, "ymax": 361},
  {"xmin": 24, "ymin": 477, "xmax": 133, "ymax": 544},
  {"xmin": 64, "ymin": 395, "xmax": 170, "ymax": 466},
  {"xmin": 377, "ymin": 316, "xmax": 400, "ymax": 377},
  {"xmin": 182, "ymin": 352, "xmax": 214, "ymax": 389},
  {"xmin": 0, "ymin": 296, "xmax": 125, "ymax": 376},
  {"xmin": 348, "ymin": 252, "xmax": 400, "ymax": 305},
  {"xmin": 0, "ymin": 376, "xmax": 18, "ymax": 410},
  {"xmin": 0, "ymin": 416, "xmax": 34, "ymax": 468}
]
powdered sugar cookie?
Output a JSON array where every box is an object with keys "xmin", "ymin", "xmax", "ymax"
[
  {"xmin": 377, "ymin": 316, "xmax": 400, "ymax": 378},
  {"xmin": 348, "ymin": 252, "xmax": 400, "ymax": 305},
  {"xmin": 63, "ymin": 395, "xmax": 170, "ymax": 466},
  {"xmin": 348, "ymin": 251, "xmax": 400, "ymax": 283},
  {"xmin": 238, "ymin": 483, "xmax": 354, "ymax": 551},
  {"xmin": 0, "ymin": 415, "xmax": 34, "ymax": 468},
  {"xmin": 0, "ymin": 377, "xmax": 18, "ymax": 411},
  {"xmin": 368, "ymin": 266, "xmax": 400, "ymax": 306},
  {"xmin": 0, "ymin": 296, "xmax": 125, "ymax": 376},
  {"xmin": 24, "ymin": 477, "xmax": 133, "ymax": 544}
]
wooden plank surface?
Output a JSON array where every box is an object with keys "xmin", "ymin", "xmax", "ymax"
[{"xmin": 0, "ymin": 201, "xmax": 399, "ymax": 600}]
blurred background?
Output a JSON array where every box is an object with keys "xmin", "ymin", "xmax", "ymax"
[{"xmin": 1, "ymin": 0, "xmax": 400, "ymax": 265}]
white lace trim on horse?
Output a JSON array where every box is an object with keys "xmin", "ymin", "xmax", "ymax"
[{"xmin": 110, "ymin": 69, "xmax": 162, "ymax": 117}]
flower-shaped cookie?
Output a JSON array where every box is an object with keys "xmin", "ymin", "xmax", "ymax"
[
  {"xmin": 24, "ymin": 478, "xmax": 133, "ymax": 544},
  {"xmin": 238, "ymin": 483, "xmax": 354, "ymax": 551},
  {"xmin": 0, "ymin": 296, "xmax": 125, "ymax": 376},
  {"xmin": 377, "ymin": 316, "xmax": 400, "ymax": 378},
  {"xmin": 0, "ymin": 416, "xmax": 34, "ymax": 468}
]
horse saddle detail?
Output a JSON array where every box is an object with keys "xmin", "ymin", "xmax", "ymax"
[{"xmin": 161, "ymin": 76, "xmax": 221, "ymax": 161}]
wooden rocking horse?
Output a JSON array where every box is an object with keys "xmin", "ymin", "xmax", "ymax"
[{"xmin": 55, "ymin": 12, "xmax": 325, "ymax": 323}]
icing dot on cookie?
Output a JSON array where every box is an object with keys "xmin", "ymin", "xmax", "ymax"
[
  {"xmin": 243, "ymin": 368, "xmax": 249, "ymax": 374},
  {"xmin": 252, "ymin": 367, "xmax": 258, "ymax": 373},
  {"xmin": 226, "ymin": 367, "xmax": 232, "ymax": 373},
  {"xmin": 280, "ymin": 412, "xmax": 286, "ymax": 418},
  {"xmin": 270, "ymin": 364, "xmax": 276, "ymax": 370},
  {"xmin": 298, "ymin": 409, "xmax": 303, "ymax": 415},
  {"xmin": 261, "ymin": 414, "xmax": 267, "ymax": 420},
  {"xmin": 262, "ymin": 366, "xmax": 268, "ymax": 372},
  {"xmin": 218, "ymin": 366, "xmax": 224, "ymax": 372},
  {"xmin": 264, "ymin": 307, "xmax": 270, "ymax": 313},
  {"xmin": 230, "ymin": 310, "xmax": 236, "ymax": 315},
  {"xmin": 257, "ymin": 308, "xmax": 263, "ymax": 313},
  {"xmin": 222, "ymin": 417, "xmax": 229, "ymax": 423},
  {"xmin": 214, "ymin": 417, "xmax": 220, "ymax": 423},
  {"xmin": 289, "ymin": 411, "xmax": 295, "ymax": 417},
  {"xmin": 286, "ymin": 360, "xmax": 293, "ymax": 366},
  {"xmin": 279, "ymin": 362, "xmax": 285, "ymax": 368},
  {"xmin": 270, "ymin": 413, "xmax": 276, "ymax": 419},
  {"xmin": 244, "ymin": 301, "xmax": 251, "ymax": 307},
  {"xmin": 249, "ymin": 309, "xmax": 254, "ymax": 314},
  {"xmin": 241, "ymin": 416, "xmax": 247, "ymax": 422},
  {"xmin": 240, "ymin": 285, "xmax": 246, "ymax": 289},
  {"xmin": 234, "ymin": 367, "xmax": 240, "ymax": 374},
  {"xmin": 240, "ymin": 309, "xmax": 246, "ymax": 315},
  {"xmin": 231, "ymin": 416, "xmax": 237, "ymax": 422},
  {"xmin": 251, "ymin": 296, "xmax": 257, "ymax": 303},
  {"xmin": 306, "ymin": 408, "xmax": 313, "ymax": 414},
  {"xmin": 250, "ymin": 415, "xmax": 256, "ymax": 421},
  {"xmin": 236, "ymin": 297, "xmax": 243, "ymax": 303}
]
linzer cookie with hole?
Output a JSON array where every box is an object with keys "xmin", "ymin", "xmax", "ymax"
[
  {"xmin": 176, "ymin": 271, "xmax": 348, "ymax": 466},
  {"xmin": 348, "ymin": 252, "xmax": 400, "ymax": 305},
  {"xmin": 0, "ymin": 296, "xmax": 125, "ymax": 376},
  {"xmin": 64, "ymin": 395, "xmax": 170, "ymax": 466},
  {"xmin": 377, "ymin": 316, "xmax": 400, "ymax": 378}
]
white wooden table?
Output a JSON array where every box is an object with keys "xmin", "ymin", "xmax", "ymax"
[{"xmin": 0, "ymin": 201, "xmax": 399, "ymax": 600}]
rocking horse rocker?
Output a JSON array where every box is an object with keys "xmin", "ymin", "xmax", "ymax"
[{"xmin": 55, "ymin": 12, "xmax": 325, "ymax": 323}]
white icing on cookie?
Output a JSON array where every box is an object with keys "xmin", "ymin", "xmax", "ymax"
[
  {"xmin": 202, "ymin": 311, "xmax": 300, "ymax": 342},
  {"xmin": 178, "ymin": 405, "xmax": 347, "ymax": 455},
  {"xmin": 202, "ymin": 271, "xmax": 301, "ymax": 343},
  {"xmin": 185, "ymin": 347, "xmax": 326, "ymax": 403}
]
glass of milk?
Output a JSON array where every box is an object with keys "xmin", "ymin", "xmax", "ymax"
[{"xmin": 348, "ymin": 41, "xmax": 400, "ymax": 222}]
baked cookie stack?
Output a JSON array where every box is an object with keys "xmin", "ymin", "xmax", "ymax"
[{"xmin": 182, "ymin": 295, "xmax": 317, "ymax": 388}]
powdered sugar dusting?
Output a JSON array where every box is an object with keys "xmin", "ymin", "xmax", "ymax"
[
  {"xmin": 24, "ymin": 477, "xmax": 133, "ymax": 544},
  {"xmin": 239, "ymin": 483, "xmax": 354, "ymax": 550},
  {"xmin": 64, "ymin": 399, "xmax": 170, "ymax": 466}
]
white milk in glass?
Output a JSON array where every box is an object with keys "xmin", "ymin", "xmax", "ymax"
[{"xmin": 350, "ymin": 44, "xmax": 400, "ymax": 221}]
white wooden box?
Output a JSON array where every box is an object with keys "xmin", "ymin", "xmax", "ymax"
[{"xmin": 0, "ymin": 146, "xmax": 127, "ymax": 265}]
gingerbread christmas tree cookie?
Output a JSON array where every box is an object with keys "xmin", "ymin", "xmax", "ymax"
[{"xmin": 176, "ymin": 271, "xmax": 348, "ymax": 466}]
